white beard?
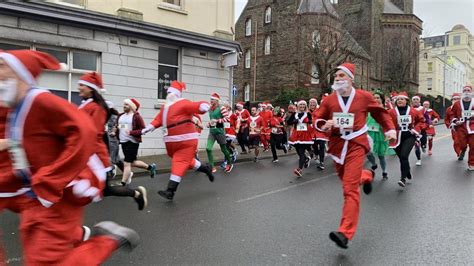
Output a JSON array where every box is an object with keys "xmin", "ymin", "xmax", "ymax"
[
  {"xmin": 165, "ymin": 92, "xmax": 179, "ymax": 107},
  {"xmin": 331, "ymin": 80, "xmax": 350, "ymax": 92},
  {"xmin": 462, "ymin": 92, "xmax": 472, "ymax": 100},
  {"xmin": 0, "ymin": 78, "xmax": 18, "ymax": 108}
]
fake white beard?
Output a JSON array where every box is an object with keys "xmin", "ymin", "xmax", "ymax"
[
  {"xmin": 165, "ymin": 92, "xmax": 179, "ymax": 106},
  {"xmin": 0, "ymin": 78, "xmax": 18, "ymax": 108},
  {"xmin": 331, "ymin": 80, "xmax": 350, "ymax": 92},
  {"xmin": 462, "ymin": 92, "xmax": 472, "ymax": 99}
]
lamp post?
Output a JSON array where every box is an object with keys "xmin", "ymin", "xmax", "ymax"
[{"xmin": 442, "ymin": 32, "xmax": 447, "ymax": 117}]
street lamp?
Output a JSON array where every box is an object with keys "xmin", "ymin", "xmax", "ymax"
[{"xmin": 442, "ymin": 32, "xmax": 447, "ymax": 117}]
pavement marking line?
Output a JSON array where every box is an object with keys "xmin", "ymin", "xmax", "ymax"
[
  {"xmin": 434, "ymin": 134, "xmax": 451, "ymax": 141},
  {"xmin": 236, "ymin": 173, "xmax": 337, "ymax": 203}
]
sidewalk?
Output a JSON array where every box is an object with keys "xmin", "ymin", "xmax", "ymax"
[{"xmin": 126, "ymin": 147, "xmax": 297, "ymax": 177}]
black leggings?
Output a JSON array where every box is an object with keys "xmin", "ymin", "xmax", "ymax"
[
  {"xmin": 270, "ymin": 133, "xmax": 285, "ymax": 160},
  {"xmin": 415, "ymin": 131, "xmax": 427, "ymax": 160},
  {"xmin": 294, "ymin": 144, "xmax": 310, "ymax": 169},
  {"xmin": 312, "ymin": 140, "xmax": 326, "ymax": 163},
  {"xmin": 237, "ymin": 127, "xmax": 249, "ymax": 152},
  {"xmin": 103, "ymin": 171, "xmax": 135, "ymax": 197},
  {"xmin": 394, "ymin": 133, "xmax": 416, "ymax": 180}
]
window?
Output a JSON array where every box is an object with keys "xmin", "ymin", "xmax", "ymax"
[
  {"xmin": 312, "ymin": 30, "xmax": 320, "ymax": 48},
  {"xmin": 264, "ymin": 36, "xmax": 271, "ymax": 55},
  {"xmin": 427, "ymin": 62, "xmax": 433, "ymax": 72},
  {"xmin": 265, "ymin": 7, "xmax": 272, "ymax": 24},
  {"xmin": 163, "ymin": 0, "xmax": 181, "ymax": 6},
  {"xmin": 423, "ymin": 53, "xmax": 428, "ymax": 59},
  {"xmin": 245, "ymin": 18, "xmax": 252, "ymax": 36},
  {"xmin": 427, "ymin": 78, "xmax": 432, "ymax": 90},
  {"xmin": 158, "ymin": 46, "xmax": 180, "ymax": 99},
  {"xmin": 435, "ymin": 42, "xmax": 443, "ymax": 48},
  {"xmin": 311, "ymin": 64, "xmax": 319, "ymax": 84},
  {"xmin": 244, "ymin": 84, "xmax": 250, "ymax": 102},
  {"xmin": 453, "ymin": 35, "xmax": 461, "ymax": 45},
  {"xmin": 245, "ymin": 50, "xmax": 251, "ymax": 69}
]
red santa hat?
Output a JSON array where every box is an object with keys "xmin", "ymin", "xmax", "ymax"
[
  {"xmin": 297, "ymin": 99, "xmax": 307, "ymax": 105},
  {"xmin": 260, "ymin": 102, "xmax": 267, "ymax": 108},
  {"xmin": 266, "ymin": 102, "xmax": 273, "ymax": 109},
  {"xmin": 452, "ymin": 92, "xmax": 461, "ymax": 99},
  {"xmin": 309, "ymin": 97, "xmax": 318, "ymax": 103},
  {"xmin": 236, "ymin": 101, "xmax": 244, "ymax": 108},
  {"xmin": 463, "ymin": 85, "xmax": 473, "ymax": 91},
  {"xmin": 412, "ymin": 95, "xmax": 421, "ymax": 101},
  {"xmin": 167, "ymin": 80, "xmax": 186, "ymax": 98},
  {"xmin": 396, "ymin": 91, "xmax": 410, "ymax": 99},
  {"xmin": 78, "ymin": 72, "xmax": 105, "ymax": 94},
  {"xmin": 0, "ymin": 49, "xmax": 60, "ymax": 85},
  {"xmin": 423, "ymin": 100, "xmax": 430, "ymax": 105},
  {"xmin": 390, "ymin": 91, "xmax": 398, "ymax": 99},
  {"xmin": 336, "ymin": 63, "xmax": 355, "ymax": 80},
  {"xmin": 124, "ymin": 98, "xmax": 140, "ymax": 112},
  {"xmin": 211, "ymin": 93, "xmax": 221, "ymax": 101}
]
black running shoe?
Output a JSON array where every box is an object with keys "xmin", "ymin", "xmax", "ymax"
[
  {"xmin": 382, "ymin": 172, "xmax": 388, "ymax": 180},
  {"xmin": 134, "ymin": 186, "xmax": 147, "ymax": 211},
  {"xmin": 158, "ymin": 190, "xmax": 174, "ymax": 200},
  {"xmin": 371, "ymin": 164, "xmax": 378, "ymax": 171},
  {"xmin": 398, "ymin": 178, "xmax": 406, "ymax": 188},
  {"xmin": 329, "ymin": 231, "xmax": 348, "ymax": 249},
  {"xmin": 304, "ymin": 157, "xmax": 311, "ymax": 168}
]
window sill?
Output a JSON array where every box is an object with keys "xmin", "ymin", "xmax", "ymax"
[{"xmin": 158, "ymin": 3, "xmax": 188, "ymax": 15}]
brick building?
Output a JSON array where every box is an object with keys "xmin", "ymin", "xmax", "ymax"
[{"xmin": 234, "ymin": 0, "xmax": 422, "ymax": 102}]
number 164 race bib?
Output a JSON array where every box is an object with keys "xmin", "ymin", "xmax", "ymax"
[{"xmin": 333, "ymin": 113, "xmax": 354, "ymax": 128}]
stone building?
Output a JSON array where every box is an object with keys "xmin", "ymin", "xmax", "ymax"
[
  {"xmin": 234, "ymin": 0, "xmax": 422, "ymax": 102},
  {"xmin": 0, "ymin": 1, "xmax": 240, "ymax": 155}
]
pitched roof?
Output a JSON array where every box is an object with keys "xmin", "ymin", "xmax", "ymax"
[{"xmin": 297, "ymin": 0, "xmax": 340, "ymax": 18}]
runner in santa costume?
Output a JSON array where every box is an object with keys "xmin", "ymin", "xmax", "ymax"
[
  {"xmin": 445, "ymin": 93, "xmax": 462, "ymax": 158},
  {"xmin": 388, "ymin": 92, "xmax": 424, "ymax": 187},
  {"xmin": 206, "ymin": 93, "xmax": 234, "ymax": 173},
  {"xmin": 287, "ymin": 100, "xmax": 313, "ymax": 177},
  {"xmin": 309, "ymin": 97, "xmax": 328, "ymax": 170},
  {"xmin": 422, "ymin": 100, "xmax": 440, "ymax": 156},
  {"xmin": 411, "ymin": 95, "xmax": 428, "ymax": 165},
  {"xmin": 224, "ymin": 104, "xmax": 238, "ymax": 164},
  {"xmin": 261, "ymin": 102, "xmax": 273, "ymax": 152},
  {"xmin": 77, "ymin": 72, "xmax": 147, "ymax": 210},
  {"xmin": 449, "ymin": 85, "xmax": 474, "ymax": 170},
  {"xmin": 141, "ymin": 81, "xmax": 215, "ymax": 200},
  {"xmin": 248, "ymin": 106, "xmax": 264, "ymax": 162},
  {"xmin": 0, "ymin": 50, "xmax": 139, "ymax": 265},
  {"xmin": 315, "ymin": 63, "xmax": 396, "ymax": 249},
  {"xmin": 235, "ymin": 101, "xmax": 250, "ymax": 154},
  {"xmin": 269, "ymin": 106, "xmax": 288, "ymax": 163}
]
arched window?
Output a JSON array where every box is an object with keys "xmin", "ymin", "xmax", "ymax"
[
  {"xmin": 245, "ymin": 18, "xmax": 252, "ymax": 36},
  {"xmin": 423, "ymin": 52, "xmax": 428, "ymax": 59},
  {"xmin": 265, "ymin": 6, "xmax": 272, "ymax": 24},
  {"xmin": 245, "ymin": 49, "xmax": 251, "ymax": 69},
  {"xmin": 311, "ymin": 64, "xmax": 319, "ymax": 84},
  {"xmin": 312, "ymin": 30, "xmax": 320, "ymax": 48},
  {"xmin": 264, "ymin": 36, "xmax": 271, "ymax": 55}
]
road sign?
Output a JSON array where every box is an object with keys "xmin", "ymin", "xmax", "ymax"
[{"xmin": 232, "ymin": 85, "xmax": 237, "ymax": 96}]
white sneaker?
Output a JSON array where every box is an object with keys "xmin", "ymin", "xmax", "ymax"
[
  {"xmin": 468, "ymin": 165, "xmax": 474, "ymax": 171},
  {"xmin": 126, "ymin": 172, "xmax": 134, "ymax": 185},
  {"xmin": 82, "ymin": 225, "xmax": 91, "ymax": 241},
  {"xmin": 415, "ymin": 160, "xmax": 422, "ymax": 166}
]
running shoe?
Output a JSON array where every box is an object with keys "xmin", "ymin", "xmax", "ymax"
[
  {"xmin": 149, "ymin": 163, "xmax": 157, "ymax": 178},
  {"xmin": 468, "ymin": 165, "xmax": 474, "ymax": 171},
  {"xmin": 225, "ymin": 164, "xmax": 234, "ymax": 173},
  {"xmin": 294, "ymin": 168, "xmax": 303, "ymax": 177},
  {"xmin": 317, "ymin": 162, "xmax": 325, "ymax": 170},
  {"xmin": 272, "ymin": 159, "xmax": 279, "ymax": 163},
  {"xmin": 93, "ymin": 221, "xmax": 140, "ymax": 251},
  {"xmin": 134, "ymin": 186, "xmax": 147, "ymax": 211},
  {"xmin": 304, "ymin": 156, "xmax": 311, "ymax": 168},
  {"xmin": 371, "ymin": 164, "xmax": 378, "ymax": 171},
  {"xmin": 428, "ymin": 150, "xmax": 433, "ymax": 156},
  {"xmin": 329, "ymin": 231, "xmax": 348, "ymax": 249},
  {"xmin": 415, "ymin": 160, "xmax": 422, "ymax": 166},
  {"xmin": 212, "ymin": 167, "xmax": 217, "ymax": 173},
  {"xmin": 382, "ymin": 172, "xmax": 388, "ymax": 180},
  {"xmin": 398, "ymin": 178, "xmax": 406, "ymax": 188},
  {"xmin": 220, "ymin": 161, "xmax": 227, "ymax": 169}
]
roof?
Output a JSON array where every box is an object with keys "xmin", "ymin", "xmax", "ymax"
[
  {"xmin": 340, "ymin": 31, "xmax": 371, "ymax": 60},
  {"xmin": 0, "ymin": 1, "xmax": 241, "ymax": 53},
  {"xmin": 297, "ymin": 0, "xmax": 339, "ymax": 18},
  {"xmin": 383, "ymin": 0, "xmax": 404, "ymax": 14}
]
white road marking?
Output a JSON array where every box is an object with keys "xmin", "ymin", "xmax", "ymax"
[{"xmin": 236, "ymin": 173, "xmax": 337, "ymax": 203}]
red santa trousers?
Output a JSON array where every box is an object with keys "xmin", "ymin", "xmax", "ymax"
[
  {"xmin": 20, "ymin": 200, "xmax": 118, "ymax": 266},
  {"xmin": 166, "ymin": 139, "xmax": 199, "ymax": 177},
  {"xmin": 451, "ymin": 129, "xmax": 462, "ymax": 156},
  {"xmin": 455, "ymin": 127, "xmax": 474, "ymax": 166},
  {"xmin": 333, "ymin": 144, "xmax": 373, "ymax": 240}
]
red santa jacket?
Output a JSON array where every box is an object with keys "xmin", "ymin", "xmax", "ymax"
[
  {"xmin": 269, "ymin": 116, "xmax": 285, "ymax": 134},
  {"xmin": 260, "ymin": 110, "xmax": 273, "ymax": 134},
  {"xmin": 236, "ymin": 109, "xmax": 250, "ymax": 131},
  {"xmin": 150, "ymin": 98, "xmax": 209, "ymax": 142},
  {"xmin": 445, "ymin": 105, "xmax": 454, "ymax": 129},
  {"xmin": 311, "ymin": 107, "xmax": 329, "ymax": 141},
  {"xmin": 0, "ymin": 107, "xmax": 21, "ymax": 195},
  {"xmin": 2, "ymin": 90, "xmax": 102, "ymax": 207},
  {"xmin": 315, "ymin": 89, "xmax": 395, "ymax": 164},
  {"xmin": 388, "ymin": 106, "xmax": 425, "ymax": 148},
  {"xmin": 450, "ymin": 99, "xmax": 474, "ymax": 134},
  {"xmin": 225, "ymin": 113, "xmax": 238, "ymax": 138},
  {"xmin": 424, "ymin": 108, "xmax": 440, "ymax": 136},
  {"xmin": 78, "ymin": 99, "xmax": 111, "ymax": 168},
  {"xmin": 249, "ymin": 115, "xmax": 264, "ymax": 135},
  {"xmin": 287, "ymin": 112, "xmax": 314, "ymax": 144}
]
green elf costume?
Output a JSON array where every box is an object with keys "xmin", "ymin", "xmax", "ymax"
[{"xmin": 207, "ymin": 93, "xmax": 233, "ymax": 172}]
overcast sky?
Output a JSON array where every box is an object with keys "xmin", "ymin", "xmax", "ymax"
[{"xmin": 234, "ymin": 0, "xmax": 474, "ymax": 37}]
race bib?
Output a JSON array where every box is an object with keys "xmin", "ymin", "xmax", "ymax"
[
  {"xmin": 368, "ymin": 125, "xmax": 379, "ymax": 132},
  {"xmin": 118, "ymin": 123, "xmax": 129, "ymax": 130},
  {"xmin": 462, "ymin": 110, "xmax": 472, "ymax": 119},
  {"xmin": 8, "ymin": 140, "xmax": 29, "ymax": 170},
  {"xmin": 398, "ymin": 115, "xmax": 412, "ymax": 125},
  {"xmin": 224, "ymin": 122, "xmax": 231, "ymax": 129},
  {"xmin": 250, "ymin": 121, "xmax": 257, "ymax": 128},
  {"xmin": 333, "ymin": 113, "xmax": 354, "ymax": 128},
  {"xmin": 210, "ymin": 121, "xmax": 217, "ymax": 127},
  {"xmin": 271, "ymin": 127, "xmax": 278, "ymax": 134},
  {"xmin": 296, "ymin": 123, "xmax": 308, "ymax": 131}
]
